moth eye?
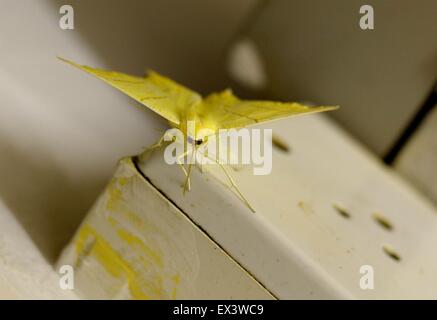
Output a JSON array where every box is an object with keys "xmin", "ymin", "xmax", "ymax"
[{"xmin": 196, "ymin": 139, "xmax": 203, "ymax": 145}]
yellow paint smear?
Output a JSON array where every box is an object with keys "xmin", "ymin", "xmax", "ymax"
[
  {"xmin": 74, "ymin": 224, "xmax": 178, "ymax": 299},
  {"xmin": 72, "ymin": 170, "xmax": 182, "ymax": 299}
]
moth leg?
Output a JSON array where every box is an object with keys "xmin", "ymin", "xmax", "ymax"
[
  {"xmin": 176, "ymin": 150, "xmax": 190, "ymax": 189},
  {"xmin": 201, "ymin": 153, "xmax": 255, "ymax": 213},
  {"xmin": 198, "ymin": 155, "xmax": 204, "ymax": 173},
  {"xmin": 180, "ymin": 140, "xmax": 212, "ymax": 192},
  {"xmin": 183, "ymin": 141, "xmax": 196, "ymax": 194},
  {"xmin": 196, "ymin": 142, "xmax": 209, "ymax": 173}
]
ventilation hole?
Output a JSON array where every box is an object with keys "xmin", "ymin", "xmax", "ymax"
[
  {"xmin": 333, "ymin": 203, "xmax": 351, "ymax": 219},
  {"xmin": 272, "ymin": 135, "xmax": 290, "ymax": 153},
  {"xmin": 372, "ymin": 212, "xmax": 394, "ymax": 231},
  {"xmin": 382, "ymin": 244, "xmax": 401, "ymax": 262}
]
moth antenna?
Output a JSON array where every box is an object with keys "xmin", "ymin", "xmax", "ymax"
[{"xmin": 140, "ymin": 133, "xmax": 166, "ymax": 162}]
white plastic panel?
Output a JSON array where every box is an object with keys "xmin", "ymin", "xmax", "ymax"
[
  {"xmin": 138, "ymin": 114, "xmax": 437, "ymax": 299},
  {"xmin": 57, "ymin": 158, "xmax": 274, "ymax": 300}
]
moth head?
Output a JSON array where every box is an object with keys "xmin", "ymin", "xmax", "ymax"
[
  {"xmin": 183, "ymin": 120, "xmax": 214, "ymax": 146},
  {"xmin": 187, "ymin": 135, "xmax": 205, "ymax": 146}
]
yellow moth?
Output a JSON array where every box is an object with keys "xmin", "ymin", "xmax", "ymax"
[{"xmin": 59, "ymin": 57, "xmax": 338, "ymax": 212}]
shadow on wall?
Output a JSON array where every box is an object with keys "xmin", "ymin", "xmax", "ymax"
[
  {"xmin": 50, "ymin": 0, "xmax": 256, "ymax": 94},
  {"xmin": 0, "ymin": 135, "xmax": 105, "ymax": 263}
]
